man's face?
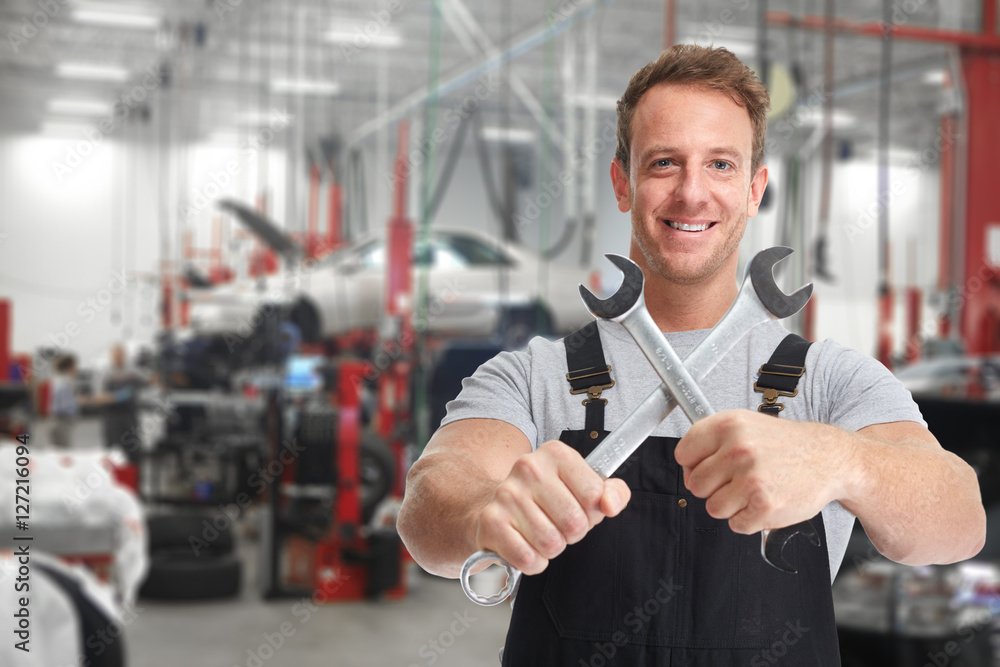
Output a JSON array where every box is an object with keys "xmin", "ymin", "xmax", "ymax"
[{"xmin": 611, "ymin": 83, "xmax": 767, "ymax": 287}]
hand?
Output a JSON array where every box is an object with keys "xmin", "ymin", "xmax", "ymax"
[
  {"xmin": 475, "ymin": 440, "xmax": 631, "ymax": 575},
  {"xmin": 674, "ymin": 410, "xmax": 844, "ymax": 535}
]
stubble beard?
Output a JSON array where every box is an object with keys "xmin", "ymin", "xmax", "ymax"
[{"xmin": 631, "ymin": 194, "xmax": 749, "ymax": 287}]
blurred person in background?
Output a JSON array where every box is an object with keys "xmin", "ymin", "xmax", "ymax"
[
  {"xmin": 49, "ymin": 353, "xmax": 79, "ymax": 448},
  {"xmin": 100, "ymin": 343, "xmax": 146, "ymax": 462}
]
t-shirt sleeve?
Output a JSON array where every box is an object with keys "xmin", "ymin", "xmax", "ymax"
[
  {"xmin": 809, "ymin": 338, "xmax": 927, "ymax": 432},
  {"xmin": 439, "ymin": 347, "xmax": 538, "ymax": 446}
]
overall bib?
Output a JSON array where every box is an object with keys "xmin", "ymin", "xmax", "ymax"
[{"xmin": 500, "ymin": 323, "xmax": 841, "ymax": 666}]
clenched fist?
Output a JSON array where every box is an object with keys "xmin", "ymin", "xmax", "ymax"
[{"xmin": 475, "ymin": 440, "xmax": 631, "ymax": 575}]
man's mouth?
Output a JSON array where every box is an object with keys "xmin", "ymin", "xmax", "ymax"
[{"xmin": 665, "ymin": 220, "xmax": 716, "ymax": 232}]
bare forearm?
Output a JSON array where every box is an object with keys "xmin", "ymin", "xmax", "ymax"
[
  {"xmin": 397, "ymin": 452, "xmax": 496, "ymax": 578},
  {"xmin": 839, "ymin": 426, "xmax": 985, "ymax": 565}
]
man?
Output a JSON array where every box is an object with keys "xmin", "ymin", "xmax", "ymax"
[
  {"xmin": 397, "ymin": 45, "xmax": 985, "ymax": 665},
  {"xmin": 101, "ymin": 343, "xmax": 145, "ymax": 463},
  {"xmin": 49, "ymin": 353, "xmax": 80, "ymax": 448}
]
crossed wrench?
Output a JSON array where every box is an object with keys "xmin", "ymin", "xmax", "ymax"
[{"xmin": 461, "ymin": 247, "xmax": 819, "ymax": 606}]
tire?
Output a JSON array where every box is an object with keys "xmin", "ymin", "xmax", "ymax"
[
  {"xmin": 147, "ymin": 512, "xmax": 235, "ymax": 556},
  {"xmin": 139, "ymin": 551, "xmax": 242, "ymax": 601},
  {"xmin": 360, "ymin": 431, "xmax": 396, "ymax": 525}
]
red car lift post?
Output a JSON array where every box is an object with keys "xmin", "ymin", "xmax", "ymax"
[{"xmin": 768, "ymin": 0, "xmax": 1000, "ymax": 355}]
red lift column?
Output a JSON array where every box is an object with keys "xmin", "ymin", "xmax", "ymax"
[{"xmin": 959, "ymin": 49, "xmax": 1000, "ymax": 354}]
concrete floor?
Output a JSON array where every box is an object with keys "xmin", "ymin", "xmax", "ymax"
[{"xmin": 45, "ymin": 417, "xmax": 513, "ymax": 667}]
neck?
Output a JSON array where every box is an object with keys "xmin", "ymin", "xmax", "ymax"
[{"xmin": 631, "ymin": 253, "xmax": 739, "ymax": 333}]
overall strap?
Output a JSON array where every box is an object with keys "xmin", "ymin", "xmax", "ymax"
[
  {"xmin": 754, "ymin": 333, "xmax": 813, "ymax": 417},
  {"xmin": 564, "ymin": 321, "xmax": 614, "ymax": 438}
]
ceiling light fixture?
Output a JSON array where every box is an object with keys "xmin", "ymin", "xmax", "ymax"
[
  {"xmin": 270, "ymin": 79, "xmax": 340, "ymax": 96},
  {"xmin": 480, "ymin": 126, "xmax": 536, "ymax": 144},
  {"xmin": 72, "ymin": 9, "xmax": 160, "ymax": 29},
  {"xmin": 56, "ymin": 62, "xmax": 130, "ymax": 81},
  {"xmin": 325, "ymin": 27, "xmax": 402, "ymax": 48},
  {"xmin": 47, "ymin": 98, "xmax": 109, "ymax": 115}
]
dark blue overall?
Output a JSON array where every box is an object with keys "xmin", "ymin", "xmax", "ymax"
[{"xmin": 500, "ymin": 323, "xmax": 841, "ymax": 666}]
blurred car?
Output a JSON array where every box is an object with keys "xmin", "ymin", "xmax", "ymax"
[
  {"xmin": 895, "ymin": 355, "xmax": 1000, "ymax": 400},
  {"xmin": 835, "ymin": 370, "xmax": 1000, "ymax": 667},
  {"xmin": 835, "ymin": 508, "xmax": 1000, "ymax": 667},
  {"xmin": 188, "ymin": 226, "xmax": 598, "ymax": 346}
]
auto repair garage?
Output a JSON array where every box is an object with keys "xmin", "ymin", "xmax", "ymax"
[{"xmin": 0, "ymin": 0, "xmax": 998, "ymax": 665}]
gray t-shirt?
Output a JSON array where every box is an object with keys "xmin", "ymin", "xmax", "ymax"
[{"xmin": 442, "ymin": 318, "xmax": 926, "ymax": 580}]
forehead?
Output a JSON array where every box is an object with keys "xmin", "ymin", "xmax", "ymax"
[{"xmin": 630, "ymin": 83, "xmax": 754, "ymax": 160}]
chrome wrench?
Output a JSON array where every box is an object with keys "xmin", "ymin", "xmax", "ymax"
[
  {"xmin": 460, "ymin": 247, "xmax": 813, "ymax": 606},
  {"xmin": 581, "ymin": 253, "xmax": 821, "ymax": 574}
]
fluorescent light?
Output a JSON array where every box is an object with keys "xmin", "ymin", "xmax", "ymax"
[
  {"xmin": 570, "ymin": 93, "xmax": 619, "ymax": 110},
  {"xmin": 72, "ymin": 9, "xmax": 160, "ymax": 29},
  {"xmin": 325, "ymin": 27, "xmax": 402, "ymax": 48},
  {"xmin": 56, "ymin": 62, "xmax": 130, "ymax": 81},
  {"xmin": 237, "ymin": 109, "xmax": 290, "ymax": 125},
  {"xmin": 270, "ymin": 79, "xmax": 340, "ymax": 96},
  {"xmin": 795, "ymin": 106, "xmax": 858, "ymax": 129},
  {"xmin": 480, "ymin": 126, "xmax": 536, "ymax": 144},
  {"xmin": 47, "ymin": 98, "xmax": 109, "ymax": 115}
]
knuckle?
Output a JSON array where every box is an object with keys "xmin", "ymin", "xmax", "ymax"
[
  {"xmin": 536, "ymin": 529, "xmax": 566, "ymax": 559},
  {"xmin": 510, "ymin": 544, "xmax": 541, "ymax": 573},
  {"xmin": 561, "ymin": 510, "xmax": 589, "ymax": 540},
  {"xmin": 511, "ymin": 455, "xmax": 543, "ymax": 483}
]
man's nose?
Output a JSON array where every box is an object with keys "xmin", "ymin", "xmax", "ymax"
[{"xmin": 675, "ymin": 167, "xmax": 710, "ymax": 206}]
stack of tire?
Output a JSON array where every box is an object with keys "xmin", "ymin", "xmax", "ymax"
[{"xmin": 139, "ymin": 512, "xmax": 242, "ymax": 601}]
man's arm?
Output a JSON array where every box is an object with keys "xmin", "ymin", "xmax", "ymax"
[
  {"xmin": 675, "ymin": 411, "xmax": 985, "ymax": 566},
  {"xmin": 397, "ymin": 418, "xmax": 630, "ymax": 579}
]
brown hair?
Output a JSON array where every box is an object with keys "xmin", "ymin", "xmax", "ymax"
[{"xmin": 616, "ymin": 44, "xmax": 771, "ymax": 177}]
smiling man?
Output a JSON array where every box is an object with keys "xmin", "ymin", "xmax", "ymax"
[{"xmin": 398, "ymin": 45, "xmax": 985, "ymax": 666}]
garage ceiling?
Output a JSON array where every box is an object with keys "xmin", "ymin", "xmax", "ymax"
[{"xmin": 0, "ymin": 0, "xmax": 987, "ymax": 159}]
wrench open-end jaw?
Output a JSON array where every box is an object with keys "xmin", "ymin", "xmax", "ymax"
[{"xmin": 580, "ymin": 251, "xmax": 820, "ymax": 574}]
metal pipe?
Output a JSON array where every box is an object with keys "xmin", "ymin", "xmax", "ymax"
[
  {"xmin": 347, "ymin": 0, "xmax": 608, "ymax": 147},
  {"xmin": 443, "ymin": 0, "xmax": 565, "ymax": 151}
]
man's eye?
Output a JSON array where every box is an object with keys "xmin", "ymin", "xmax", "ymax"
[
  {"xmin": 714, "ymin": 160, "xmax": 731, "ymax": 170},
  {"xmin": 654, "ymin": 159, "xmax": 672, "ymax": 168}
]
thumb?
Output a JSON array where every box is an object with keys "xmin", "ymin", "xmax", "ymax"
[{"xmin": 600, "ymin": 479, "xmax": 631, "ymax": 517}]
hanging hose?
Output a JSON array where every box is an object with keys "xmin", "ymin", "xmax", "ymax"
[
  {"xmin": 472, "ymin": 112, "xmax": 514, "ymax": 232},
  {"xmin": 425, "ymin": 111, "xmax": 473, "ymax": 221}
]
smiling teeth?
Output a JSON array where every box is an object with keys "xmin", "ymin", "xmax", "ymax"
[{"xmin": 667, "ymin": 220, "xmax": 711, "ymax": 232}]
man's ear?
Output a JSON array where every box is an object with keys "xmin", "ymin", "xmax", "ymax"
[
  {"xmin": 746, "ymin": 164, "xmax": 769, "ymax": 218},
  {"xmin": 610, "ymin": 158, "xmax": 631, "ymax": 213}
]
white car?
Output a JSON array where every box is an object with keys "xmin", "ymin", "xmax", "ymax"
[{"xmin": 188, "ymin": 226, "xmax": 599, "ymax": 345}]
